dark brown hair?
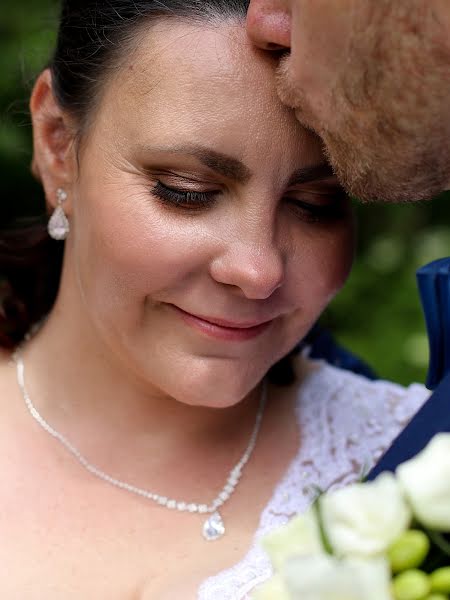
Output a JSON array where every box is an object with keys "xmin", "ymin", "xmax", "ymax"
[
  {"xmin": 0, "ymin": 0, "xmax": 249, "ymax": 347},
  {"xmin": 0, "ymin": 0, "xmax": 298, "ymax": 383}
]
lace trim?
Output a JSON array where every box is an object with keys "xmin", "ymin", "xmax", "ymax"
[{"xmin": 197, "ymin": 360, "xmax": 429, "ymax": 600}]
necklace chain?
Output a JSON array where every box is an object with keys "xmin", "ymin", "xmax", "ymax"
[{"xmin": 13, "ymin": 348, "xmax": 267, "ymax": 521}]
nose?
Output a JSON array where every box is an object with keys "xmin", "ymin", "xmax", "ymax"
[
  {"xmin": 246, "ymin": 0, "xmax": 292, "ymax": 52},
  {"xmin": 210, "ymin": 230, "xmax": 285, "ymax": 300}
]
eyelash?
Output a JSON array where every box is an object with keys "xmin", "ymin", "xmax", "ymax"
[
  {"xmin": 285, "ymin": 197, "xmax": 347, "ymax": 223},
  {"xmin": 152, "ymin": 181, "xmax": 217, "ymax": 210},
  {"xmin": 152, "ymin": 181, "xmax": 346, "ymax": 222}
]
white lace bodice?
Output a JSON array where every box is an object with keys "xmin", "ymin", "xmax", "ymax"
[{"xmin": 197, "ymin": 359, "xmax": 429, "ymax": 600}]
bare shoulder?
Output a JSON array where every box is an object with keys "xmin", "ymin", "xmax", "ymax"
[
  {"xmin": 0, "ymin": 347, "xmax": 13, "ymax": 364},
  {"xmin": 0, "ymin": 347, "xmax": 23, "ymax": 423},
  {"xmin": 0, "ymin": 345, "xmax": 15, "ymax": 379}
]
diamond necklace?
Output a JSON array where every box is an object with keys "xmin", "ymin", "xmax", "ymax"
[{"xmin": 12, "ymin": 348, "xmax": 267, "ymax": 541}]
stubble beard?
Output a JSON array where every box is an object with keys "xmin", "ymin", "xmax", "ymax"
[{"xmin": 277, "ymin": 1, "xmax": 450, "ymax": 203}]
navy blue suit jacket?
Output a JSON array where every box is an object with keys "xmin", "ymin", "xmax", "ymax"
[
  {"xmin": 367, "ymin": 370, "xmax": 450, "ymax": 479},
  {"xmin": 367, "ymin": 258, "xmax": 450, "ymax": 480}
]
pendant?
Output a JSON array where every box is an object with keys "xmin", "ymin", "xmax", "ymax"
[
  {"xmin": 48, "ymin": 206, "xmax": 70, "ymax": 240},
  {"xmin": 202, "ymin": 511, "xmax": 225, "ymax": 541}
]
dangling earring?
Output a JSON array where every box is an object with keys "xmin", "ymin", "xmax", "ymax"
[{"xmin": 48, "ymin": 188, "xmax": 70, "ymax": 240}]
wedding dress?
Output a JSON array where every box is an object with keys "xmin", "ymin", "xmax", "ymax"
[{"xmin": 197, "ymin": 357, "xmax": 429, "ymax": 600}]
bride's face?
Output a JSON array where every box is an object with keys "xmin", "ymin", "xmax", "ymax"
[{"xmin": 61, "ymin": 22, "xmax": 354, "ymax": 406}]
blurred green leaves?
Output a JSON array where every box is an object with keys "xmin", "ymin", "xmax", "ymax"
[
  {"xmin": 0, "ymin": 1, "xmax": 57, "ymax": 220},
  {"xmin": 324, "ymin": 196, "xmax": 450, "ymax": 385},
  {"xmin": 1, "ymin": 2, "xmax": 449, "ymax": 385}
]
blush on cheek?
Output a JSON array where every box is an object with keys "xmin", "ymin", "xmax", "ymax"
[
  {"xmin": 307, "ymin": 230, "xmax": 355, "ymax": 310},
  {"xmin": 71, "ymin": 195, "xmax": 156, "ymax": 321},
  {"xmin": 328, "ymin": 249, "xmax": 354, "ymax": 298},
  {"xmin": 73, "ymin": 186, "xmax": 214, "ymax": 325}
]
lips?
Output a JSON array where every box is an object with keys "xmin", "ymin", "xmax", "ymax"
[{"xmin": 170, "ymin": 305, "xmax": 274, "ymax": 341}]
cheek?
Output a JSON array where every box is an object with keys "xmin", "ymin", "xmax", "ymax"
[
  {"xmin": 289, "ymin": 221, "xmax": 355, "ymax": 313},
  {"xmin": 320, "ymin": 227, "xmax": 354, "ymax": 297},
  {"xmin": 268, "ymin": 222, "xmax": 354, "ymax": 366},
  {"xmin": 71, "ymin": 185, "xmax": 204, "ymax": 306}
]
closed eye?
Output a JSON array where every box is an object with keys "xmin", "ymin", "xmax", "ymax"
[
  {"xmin": 151, "ymin": 181, "xmax": 219, "ymax": 210},
  {"xmin": 284, "ymin": 191, "xmax": 349, "ymax": 223}
]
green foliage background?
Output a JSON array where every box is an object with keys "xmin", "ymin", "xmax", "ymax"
[{"xmin": 2, "ymin": 2, "xmax": 449, "ymax": 385}]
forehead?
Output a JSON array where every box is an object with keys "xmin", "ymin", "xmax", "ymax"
[{"xmin": 94, "ymin": 20, "xmax": 323, "ymax": 169}]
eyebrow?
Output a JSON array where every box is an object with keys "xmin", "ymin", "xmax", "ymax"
[
  {"xmin": 287, "ymin": 164, "xmax": 337, "ymax": 186},
  {"xmin": 138, "ymin": 143, "xmax": 337, "ymax": 187},
  {"xmin": 184, "ymin": 150, "xmax": 336, "ymax": 187},
  {"xmin": 140, "ymin": 144, "xmax": 252, "ymax": 184}
]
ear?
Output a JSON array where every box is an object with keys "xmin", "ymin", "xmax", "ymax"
[{"xmin": 30, "ymin": 69, "xmax": 77, "ymax": 212}]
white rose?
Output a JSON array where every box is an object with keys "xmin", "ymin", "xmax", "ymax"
[
  {"xmin": 252, "ymin": 575, "xmax": 291, "ymax": 600},
  {"xmin": 283, "ymin": 554, "xmax": 392, "ymax": 600},
  {"xmin": 396, "ymin": 433, "xmax": 450, "ymax": 531},
  {"xmin": 320, "ymin": 472, "xmax": 411, "ymax": 556},
  {"xmin": 263, "ymin": 507, "xmax": 324, "ymax": 570}
]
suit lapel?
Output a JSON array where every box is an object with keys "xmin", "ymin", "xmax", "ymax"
[{"xmin": 367, "ymin": 370, "xmax": 450, "ymax": 480}]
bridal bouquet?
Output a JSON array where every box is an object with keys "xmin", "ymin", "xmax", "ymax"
[{"xmin": 253, "ymin": 434, "xmax": 450, "ymax": 600}]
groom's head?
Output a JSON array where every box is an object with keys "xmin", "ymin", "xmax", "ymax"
[{"xmin": 247, "ymin": 0, "xmax": 450, "ymax": 203}]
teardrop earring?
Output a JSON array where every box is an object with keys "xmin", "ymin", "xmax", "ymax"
[{"xmin": 48, "ymin": 188, "xmax": 70, "ymax": 240}]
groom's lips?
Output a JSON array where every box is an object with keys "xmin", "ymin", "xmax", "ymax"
[{"xmin": 170, "ymin": 305, "xmax": 274, "ymax": 341}]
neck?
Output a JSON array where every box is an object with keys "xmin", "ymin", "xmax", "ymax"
[{"xmin": 18, "ymin": 306, "xmax": 264, "ymax": 466}]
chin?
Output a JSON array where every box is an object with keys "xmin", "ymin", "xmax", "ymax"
[
  {"xmin": 161, "ymin": 359, "xmax": 268, "ymax": 409},
  {"xmin": 192, "ymin": 380, "xmax": 262, "ymax": 409}
]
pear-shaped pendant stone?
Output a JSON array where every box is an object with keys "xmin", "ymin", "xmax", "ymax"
[
  {"xmin": 202, "ymin": 511, "xmax": 225, "ymax": 541},
  {"xmin": 48, "ymin": 206, "xmax": 70, "ymax": 240}
]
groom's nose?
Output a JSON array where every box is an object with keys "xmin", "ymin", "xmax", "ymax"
[{"xmin": 246, "ymin": 0, "xmax": 292, "ymax": 51}]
